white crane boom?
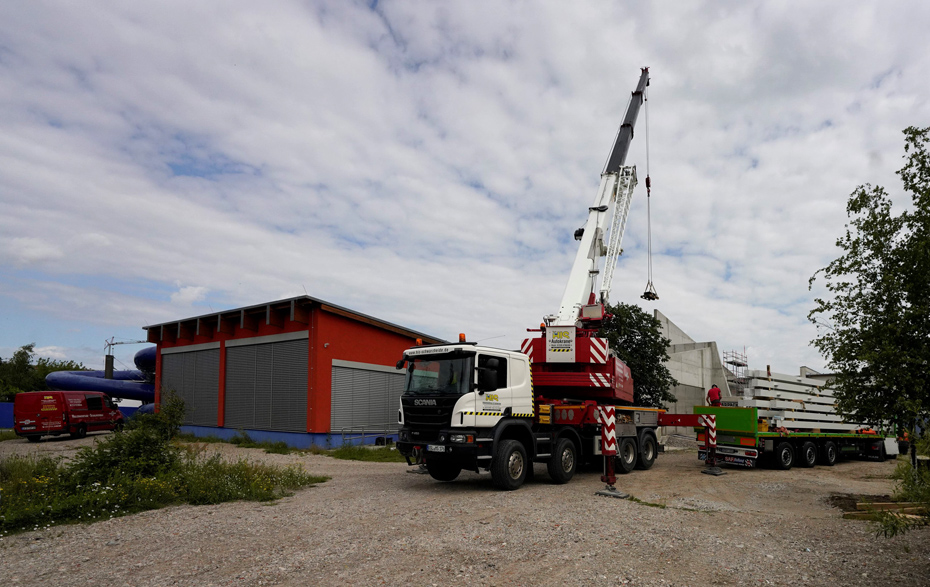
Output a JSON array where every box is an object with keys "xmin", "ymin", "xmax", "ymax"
[{"xmin": 549, "ymin": 68, "xmax": 649, "ymax": 327}]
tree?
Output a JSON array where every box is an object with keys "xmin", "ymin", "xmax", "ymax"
[
  {"xmin": 0, "ymin": 343, "xmax": 88, "ymax": 401},
  {"xmin": 809, "ymin": 126, "xmax": 930, "ymax": 536},
  {"xmin": 599, "ymin": 302, "xmax": 677, "ymax": 408}
]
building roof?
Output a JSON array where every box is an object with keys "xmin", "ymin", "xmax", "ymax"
[{"xmin": 143, "ymin": 295, "xmax": 446, "ymax": 345}]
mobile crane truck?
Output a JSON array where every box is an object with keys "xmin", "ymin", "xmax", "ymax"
[{"xmin": 395, "ymin": 68, "xmax": 719, "ymax": 491}]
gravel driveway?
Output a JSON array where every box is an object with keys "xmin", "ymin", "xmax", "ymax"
[{"xmin": 1, "ymin": 434, "xmax": 928, "ymax": 586}]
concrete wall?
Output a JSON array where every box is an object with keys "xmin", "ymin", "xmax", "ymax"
[{"xmin": 655, "ymin": 310, "xmax": 732, "ymax": 436}]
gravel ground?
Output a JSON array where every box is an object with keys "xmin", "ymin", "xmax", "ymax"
[{"xmin": 1, "ymin": 433, "xmax": 928, "ymax": 587}]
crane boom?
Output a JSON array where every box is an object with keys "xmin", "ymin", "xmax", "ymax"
[{"xmin": 550, "ymin": 68, "xmax": 649, "ymax": 326}]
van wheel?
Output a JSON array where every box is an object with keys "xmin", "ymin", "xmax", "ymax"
[
  {"xmin": 491, "ymin": 439, "xmax": 527, "ymax": 491},
  {"xmin": 616, "ymin": 438, "xmax": 637, "ymax": 474},
  {"xmin": 799, "ymin": 441, "xmax": 817, "ymax": 468},
  {"xmin": 26, "ymin": 435, "xmax": 41, "ymax": 443},
  {"xmin": 115, "ymin": 421, "xmax": 124, "ymax": 433},
  {"xmin": 71, "ymin": 424, "xmax": 87, "ymax": 440},
  {"xmin": 547, "ymin": 438, "xmax": 577, "ymax": 484}
]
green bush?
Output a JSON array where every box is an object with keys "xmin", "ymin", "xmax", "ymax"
[{"xmin": 0, "ymin": 395, "xmax": 327, "ymax": 536}]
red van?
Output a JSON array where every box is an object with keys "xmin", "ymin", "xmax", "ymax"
[{"xmin": 13, "ymin": 391, "xmax": 124, "ymax": 442}]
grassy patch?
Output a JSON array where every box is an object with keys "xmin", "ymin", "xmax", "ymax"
[
  {"xmin": 0, "ymin": 430, "xmax": 17, "ymax": 442},
  {"xmin": 0, "ymin": 396, "xmax": 328, "ymax": 536},
  {"xmin": 329, "ymin": 444, "xmax": 407, "ymax": 463},
  {"xmin": 227, "ymin": 432, "xmax": 293, "ymax": 454},
  {"xmin": 628, "ymin": 496, "xmax": 668, "ymax": 509}
]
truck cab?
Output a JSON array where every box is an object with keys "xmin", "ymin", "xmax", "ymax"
[{"xmin": 396, "ymin": 343, "xmax": 535, "ymax": 486}]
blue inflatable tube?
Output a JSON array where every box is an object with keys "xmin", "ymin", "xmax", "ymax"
[{"xmin": 46, "ymin": 346, "xmax": 156, "ymax": 403}]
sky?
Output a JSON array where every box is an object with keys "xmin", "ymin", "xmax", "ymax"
[{"xmin": 1, "ymin": 1, "xmax": 928, "ymax": 378}]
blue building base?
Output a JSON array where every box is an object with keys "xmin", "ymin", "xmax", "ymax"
[
  {"xmin": 179, "ymin": 425, "xmax": 397, "ymax": 449},
  {"xmin": 0, "ymin": 402, "xmax": 12, "ymax": 429}
]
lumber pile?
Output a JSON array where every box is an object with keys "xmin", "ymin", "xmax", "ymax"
[{"xmin": 720, "ymin": 370, "xmax": 867, "ymax": 432}]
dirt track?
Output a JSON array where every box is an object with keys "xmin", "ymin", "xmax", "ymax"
[{"xmin": 1, "ymin": 434, "xmax": 928, "ymax": 586}]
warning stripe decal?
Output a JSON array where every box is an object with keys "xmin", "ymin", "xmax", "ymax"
[
  {"xmin": 590, "ymin": 338, "xmax": 608, "ymax": 364},
  {"xmin": 589, "ymin": 373, "xmax": 610, "ymax": 387}
]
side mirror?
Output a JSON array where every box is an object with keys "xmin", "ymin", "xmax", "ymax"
[{"xmin": 396, "ymin": 358, "xmax": 406, "ymax": 370}]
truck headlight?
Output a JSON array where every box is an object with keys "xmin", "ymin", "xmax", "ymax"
[{"xmin": 450, "ymin": 434, "xmax": 474, "ymax": 443}]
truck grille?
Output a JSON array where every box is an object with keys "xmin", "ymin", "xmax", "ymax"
[{"xmin": 401, "ymin": 395, "xmax": 457, "ymax": 430}]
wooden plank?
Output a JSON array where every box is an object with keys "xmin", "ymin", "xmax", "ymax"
[{"xmin": 856, "ymin": 502, "xmax": 927, "ymax": 512}]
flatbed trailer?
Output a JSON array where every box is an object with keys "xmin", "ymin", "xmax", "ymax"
[{"xmin": 692, "ymin": 406, "xmax": 898, "ymax": 469}]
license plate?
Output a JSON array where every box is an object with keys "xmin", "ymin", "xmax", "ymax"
[
  {"xmin": 20, "ymin": 426, "xmax": 36, "ymax": 430},
  {"xmin": 427, "ymin": 444, "xmax": 446, "ymax": 453}
]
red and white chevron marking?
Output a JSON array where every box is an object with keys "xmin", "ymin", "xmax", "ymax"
[
  {"xmin": 520, "ymin": 339, "xmax": 533, "ymax": 362},
  {"xmin": 589, "ymin": 338, "xmax": 608, "ymax": 364},
  {"xmin": 699, "ymin": 414, "xmax": 717, "ymax": 447},
  {"xmin": 589, "ymin": 373, "xmax": 610, "ymax": 387},
  {"xmin": 598, "ymin": 406, "xmax": 617, "ymax": 455}
]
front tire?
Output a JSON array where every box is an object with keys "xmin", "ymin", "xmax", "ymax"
[
  {"xmin": 26, "ymin": 435, "xmax": 41, "ymax": 443},
  {"xmin": 491, "ymin": 439, "xmax": 527, "ymax": 491},
  {"xmin": 71, "ymin": 424, "xmax": 87, "ymax": 440},
  {"xmin": 617, "ymin": 437, "xmax": 637, "ymax": 474},
  {"xmin": 547, "ymin": 438, "xmax": 577, "ymax": 484},
  {"xmin": 774, "ymin": 441, "xmax": 794, "ymax": 470},
  {"xmin": 635, "ymin": 432, "xmax": 658, "ymax": 470},
  {"xmin": 799, "ymin": 441, "xmax": 817, "ymax": 468},
  {"xmin": 426, "ymin": 460, "xmax": 461, "ymax": 482}
]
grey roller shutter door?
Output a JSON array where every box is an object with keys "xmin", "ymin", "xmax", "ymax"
[
  {"xmin": 160, "ymin": 349, "xmax": 220, "ymax": 426},
  {"xmin": 224, "ymin": 339, "xmax": 308, "ymax": 433},
  {"xmin": 330, "ymin": 366, "xmax": 404, "ymax": 432}
]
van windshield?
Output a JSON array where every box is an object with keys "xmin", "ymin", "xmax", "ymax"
[{"xmin": 404, "ymin": 354, "xmax": 473, "ymax": 397}]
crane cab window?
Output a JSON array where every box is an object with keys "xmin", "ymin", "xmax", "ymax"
[{"xmin": 477, "ymin": 355, "xmax": 508, "ymax": 392}]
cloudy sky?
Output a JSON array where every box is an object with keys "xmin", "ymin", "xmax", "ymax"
[{"xmin": 1, "ymin": 1, "xmax": 928, "ymax": 377}]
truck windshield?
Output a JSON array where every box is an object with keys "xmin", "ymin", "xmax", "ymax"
[{"xmin": 404, "ymin": 355, "xmax": 473, "ymax": 396}]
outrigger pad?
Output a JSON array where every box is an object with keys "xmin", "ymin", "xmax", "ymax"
[
  {"xmin": 701, "ymin": 467, "xmax": 726, "ymax": 476},
  {"xmin": 595, "ymin": 486, "xmax": 630, "ymax": 499}
]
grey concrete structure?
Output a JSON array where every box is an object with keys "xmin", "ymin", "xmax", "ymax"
[{"xmin": 654, "ymin": 310, "xmax": 733, "ymax": 435}]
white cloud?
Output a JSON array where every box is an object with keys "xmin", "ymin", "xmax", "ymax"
[{"xmin": 0, "ymin": 1, "xmax": 929, "ymax": 375}]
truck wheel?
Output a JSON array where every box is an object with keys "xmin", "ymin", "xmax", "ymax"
[
  {"xmin": 635, "ymin": 432, "xmax": 658, "ymax": 470},
  {"xmin": 774, "ymin": 442, "xmax": 794, "ymax": 470},
  {"xmin": 821, "ymin": 441, "xmax": 837, "ymax": 466},
  {"xmin": 26, "ymin": 435, "xmax": 41, "ymax": 443},
  {"xmin": 426, "ymin": 460, "xmax": 461, "ymax": 482},
  {"xmin": 547, "ymin": 438, "xmax": 577, "ymax": 484},
  {"xmin": 71, "ymin": 424, "xmax": 87, "ymax": 440},
  {"xmin": 114, "ymin": 421, "xmax": 124, "ymax": 433},
  {"xmin": 799, "ymin": 441, "xmax": 817, "ymax": 468},
  {"xmin": 617, "ymin": 437, "xmax": 637, "ymax": 474},
  {"xmin": 877, "ymin": 443, "xmax": 887, "ymax": 461},
  {"xmin": 491, "ymin": 439, "xmax": 527, "ymax": 491}
]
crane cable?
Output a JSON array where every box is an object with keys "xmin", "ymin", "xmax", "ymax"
[{"xmin": 641, "ymin": 85, "xmax": 659, "ymax": 301}]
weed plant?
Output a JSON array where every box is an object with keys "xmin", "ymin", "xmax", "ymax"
[
  {"xmin": 0, "ymin": 429, "xmax": 17, "ymax": 442},
  {"xmin": 0, "ymin": 395, "xmax": 327, "ymax": 537}
]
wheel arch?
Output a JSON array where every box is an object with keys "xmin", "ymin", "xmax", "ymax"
[{"xmin": 493, "ymin": 420, "xmax": 535, "ymax": 459}]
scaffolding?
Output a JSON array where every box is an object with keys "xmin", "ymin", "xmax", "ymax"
[{"xmin": 723, "ymin": 349, "xmax": 748, "ymax": 397}]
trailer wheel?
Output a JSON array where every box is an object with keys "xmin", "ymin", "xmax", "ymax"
[
  {"xmin": 617, "ymin": 438, "xmax": 637, "ymax": 474},
  {"xmin": 774, "ymin": 442, "xmax": 794, "ymax": 470},
  {"xmin": 71, "ymin": 424, "xmax": 87, "ymax": 440},
  {"xmin": 635, "ymin": 432, "xmax": 658, "ymax": 470},
  {"xmin": 491, "ymin": 439, "xmax": 527, "ymax": 491},
  {"xmin": 547, "ymin": 438, "xmax": 577, "ymax": 484},
  {"xmin": 799, "ymin": 441, "xmax": 817, "ymax": 468},
  {"xmin": 26, "ymin": 435, "xmax": 41, "ymax": 443},
  {"xmin": 426, "ymin": 459, "xmax": 461, "ymax": 482},
  {"xmin": 821, "ymin": 441, "xmax": 837, "ymax": 466}
]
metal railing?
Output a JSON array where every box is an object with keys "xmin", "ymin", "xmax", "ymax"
[{"xmin": 340, "ymin": 426, "xmax": 396, "ymax": 446}]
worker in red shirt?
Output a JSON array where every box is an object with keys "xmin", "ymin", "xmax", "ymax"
[{"xmin": 706, "ymin": 384, "xmax": 722, "ymax": 407}]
